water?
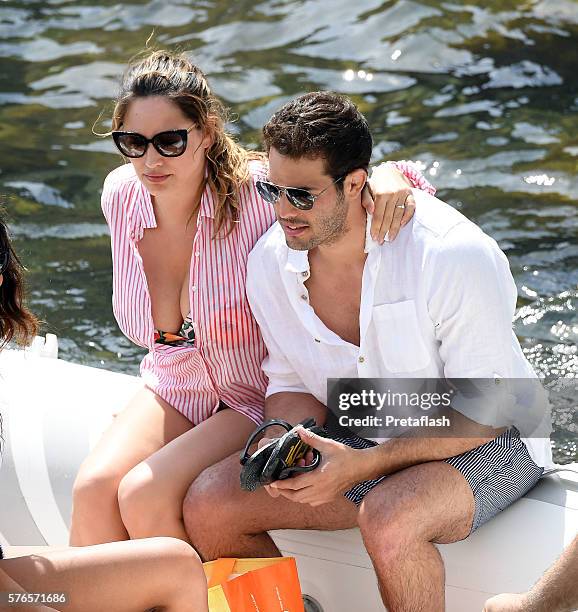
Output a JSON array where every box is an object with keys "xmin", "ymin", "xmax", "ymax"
[{"xmin": 0, "ymin": 0, "xmax": 576, "ymax": 461}]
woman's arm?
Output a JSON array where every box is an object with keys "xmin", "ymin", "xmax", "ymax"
[{"xmin": 366, "ymin": 160, "xmax": 436, "ymax": 243}]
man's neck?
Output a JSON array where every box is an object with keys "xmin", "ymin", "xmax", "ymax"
[{"xmin": 310, "ymin": 201, "xmax": 368, "ymax": 270}]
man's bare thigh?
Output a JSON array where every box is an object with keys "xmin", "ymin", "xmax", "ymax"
[
  {"xmin": 189, "ymin": 451, "xmax": 358, "ymax": 532},
  {"xmin": 360, "ymin": 460, "xmax": 475, "ymax": 544}
]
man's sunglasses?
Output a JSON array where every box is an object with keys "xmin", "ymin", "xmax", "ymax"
[
  {"xmin": 255, "ymin": 175, "xmax": 344, "ymax": 211},
  {"xmin": 111, "ymin": 125, "xmax": 196, "ymax": 158}
]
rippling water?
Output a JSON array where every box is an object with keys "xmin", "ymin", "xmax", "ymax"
[{"xmin": 0, "ymin": 0, "xmax": 576, "ymax": 461}]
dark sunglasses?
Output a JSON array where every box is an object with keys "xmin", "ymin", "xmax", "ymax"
[
  {"xmin": 256, "ymin": 175, "xmax": 344, "ymax": 211},
  {"xmin": 111, "ymin": 125, "xmax": 196, "ymax": 158}
]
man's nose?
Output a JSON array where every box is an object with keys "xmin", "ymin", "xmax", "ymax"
[{"xmin": 276, "ymin": 190, "xmax": 295, "ymax": 217}]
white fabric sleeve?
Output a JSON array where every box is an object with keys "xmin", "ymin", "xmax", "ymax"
[
  {"xmin": 246, "ymin": 254, "xmax": 309, "ymax": 398},
  {"xmin": 426, "ymin": 223, "xmax": 525, "ymax": 428}
]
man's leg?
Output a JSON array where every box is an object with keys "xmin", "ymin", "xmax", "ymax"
[
  {"xmin": 183, "ymin": 451, "xmax": 358, "ymax": 561},
  {"xmin": 358, "ymin": 428, "xmax": 542, "ymax": 612},
  {"xmin": 358, "ymin": 461, "xmax": 475, "ymax": 612}
]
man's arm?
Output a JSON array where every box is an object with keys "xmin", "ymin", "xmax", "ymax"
[
  {"xmin": 484, "ymin": 532, "xmax": 578, "ymax": 612},
  {"xmin": 263, "ymin": 392, "xmax": 328, "ymax": 439},
  {"xmin": 525, "ymin": 534, "xmax": 578, "ymax": 612},
  {"xmin": 360, "ymin": 224, "xmax": 518, "ymax": 478},
  {"xmin": 246, "ymin": 249, "xmax": 322, "ymax": 436},
  {"xmin": 359, "ymin": 423, "xmax": 498, "ymax": 482}
]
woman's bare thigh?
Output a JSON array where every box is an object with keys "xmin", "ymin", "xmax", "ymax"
[
  {"xmin": 79, "ymin": 386, "xmax": 193, "ymax": 479},
  {"xmin": 0, "ymin": 538, "xmax": 207, "ymax": 612},
  {"xmin": 127, "ymin": 407, "xmax": 258, "ymax": 510}
]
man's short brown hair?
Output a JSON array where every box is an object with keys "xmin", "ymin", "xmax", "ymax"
[{"xmin": 263, "ymin": 92, "xmax": 372, "ymax": 185}]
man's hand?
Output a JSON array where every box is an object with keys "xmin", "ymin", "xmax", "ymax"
[
  {"xmin": 364, "ymin": 162, "xmax": 416, "ymax": 243},
  {"xmin": 483, "ymin": 593, "xmax": 529, "ymax": 612},
  {"xmin": 267, "ymin": 427, "xmax": 365, "ymax": 506}
]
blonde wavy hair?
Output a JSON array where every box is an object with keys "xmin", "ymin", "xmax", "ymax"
[{"xmin": 111, "ymin": 50, "xmax": 257, "ymax": 237}]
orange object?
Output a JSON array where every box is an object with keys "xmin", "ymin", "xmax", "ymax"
[{"xmin": 204, "ymin": 557, "xmax": 305, "ymax": 612}]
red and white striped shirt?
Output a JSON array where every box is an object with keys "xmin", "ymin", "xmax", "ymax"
[{"xmin": 101, "ymin": 160, "xmax": 434, "ymax": 426}]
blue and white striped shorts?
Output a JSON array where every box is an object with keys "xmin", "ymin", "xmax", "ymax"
[{"xmin": 332, "ymin": 427, "xmax": 543, "ymax": 533}]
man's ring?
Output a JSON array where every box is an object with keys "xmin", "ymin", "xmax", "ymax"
[{"xmin": 395, "ymin": 204, "xmax": 405, "ymax": 209}]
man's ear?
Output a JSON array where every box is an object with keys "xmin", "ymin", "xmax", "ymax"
[{"xmin": 344, "ymin": 168, "xmax": 368, "ymax": 198}]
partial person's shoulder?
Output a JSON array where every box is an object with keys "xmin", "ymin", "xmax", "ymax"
[
  {"xmin": 101, "ymin": 164, "xmax": 140, "ymax": 222},
  {"xmin": 236, "ymin": 157, "xmax": 275, "ymax": 240},
  {"xmin": 247, "ymin": 157, "xmax": 269, "ymax": 181},
  {"xmin": 410, "ymin": 189, "xmax": 472, "ymax": 240},
  {"xmin": 387, "ymin": 190, "xmax": 509, "ymax": 279},
  {"xmin": 103, "ymin": 163, "xmax": 139, "ymax": 190},
  {"xmin": 410, "ymin": 191, "xmax": 508, "ymax": 272}
]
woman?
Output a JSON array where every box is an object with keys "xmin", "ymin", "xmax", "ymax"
[
  {"xmin": 0, "ymin": 215, "xmax": 208, "ymax": 611},
  {"xmin": 70, "ymin": 49, "xmax": 435, "ymax": 546}
]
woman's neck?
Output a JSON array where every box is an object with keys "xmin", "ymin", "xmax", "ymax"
[{"xmin": 152, "ymin": 178, "xmax": 205, "ymax": 231}]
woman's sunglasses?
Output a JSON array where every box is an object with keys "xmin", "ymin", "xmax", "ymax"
[
  {"xmin": 256, "ymin": 176, "xmax": 344, "ymax": 211},
  {"xmin": 111, "ymin": 125, "xmax": 196, "ymax": 158}
]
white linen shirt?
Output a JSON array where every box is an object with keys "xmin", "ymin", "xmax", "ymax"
[{"xmin": 246, "ymin": 189, "xmax": 552, "ymax": 468}]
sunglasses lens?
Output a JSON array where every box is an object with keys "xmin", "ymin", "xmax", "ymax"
[
  {"xmin": 114, "ymin": 133, "xmax": 147, "ymax": 158},
  {"xmin": 154, "ymin": 132, "xmax": 187, "ymax": 157},
  {"xmin": 287, "ymin": 189, "xmax": 315, "ymax": 210},
  {"xmin": 256, "ymin": 181, "xmax": 281, "ymax": 205}
]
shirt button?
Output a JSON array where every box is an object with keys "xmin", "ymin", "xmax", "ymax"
[
  {"xmin": 300, "ymin": 294, "xmax": 308, "ymax": 301},
  {"xmin": 192, "ymin": 286, "xmax": 197, "ymax": 292},
  {"xmin": 314, "ymin": 338, "xmax": 321, "ymax": 343},
  {"xmin": 301, "ymin": 271, "xmax": 309, "ymax": 277},
  {"xmin": 358, "ymin": 356, "xmax": 365, "ymax": 363},
  {"xmin": 195, "ymin": 251, "xmax": 200, "ymax": 257}
]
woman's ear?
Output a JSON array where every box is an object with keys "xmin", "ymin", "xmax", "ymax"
[
  {"xmin": 202, "ymin": 117, "xmax": 217, "ymax": 150},
  {"xmin": 345, "ymin": 168, "xmax": 368, "ymax": 198}
]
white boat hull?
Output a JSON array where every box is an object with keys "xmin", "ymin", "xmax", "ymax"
[{"xmin": 1, "ymin": 345, "xmax": 577, "ymax": 611}]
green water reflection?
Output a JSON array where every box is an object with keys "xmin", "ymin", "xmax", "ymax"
[{"xmin": 0, "ymin": 0, "xmax": 576, "ymax": 460}]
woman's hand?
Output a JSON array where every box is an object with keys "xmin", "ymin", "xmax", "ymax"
[{"xmin": 363, "ymin": 162, "xmax": 416, "ymax": 243}]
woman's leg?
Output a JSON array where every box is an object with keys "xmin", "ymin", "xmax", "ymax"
[
  {"xmin": 118, "ymin": 407, "xmax": 256, "ymax": 542},
  {"xmin": 1, "ymin": 538, "xmax": 208, "ymax": 612},
  {"xmin": 69, "ymin": 388, "xmax": 192, "ymax": 546}
]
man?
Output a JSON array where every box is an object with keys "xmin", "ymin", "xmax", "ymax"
[{"xmin": 183, "ymin": 92, "xmax": 551, "ymax": 611}]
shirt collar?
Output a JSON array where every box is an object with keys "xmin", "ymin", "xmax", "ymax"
[
  {"xmin": 127, "ymin": 165, "xmax": 215, "ymax": 242},
  {"xmin": 199, "ymin": 163, "xmax": 215, "ymax": 219},
  {"xmin": 364, "ymin": 213, "xmax": 378, "ymax": 254},
  {"xmin": 139, "ymin": 189, "xmax": 157, "ymax": 229},
  {"xmin": 199, "ymin": 178, "xmax": 215, "ymax": 219},
  {"xmin": 283, "ymin": 212, "xmax": 377, "ymax": 274},
  {"xmin": 126, "ymin": 179, "xmax": 156, "ymax": 242},
  {"xmin": 285, "ymin": 246, "xmax": 309, "ymax": 274}
]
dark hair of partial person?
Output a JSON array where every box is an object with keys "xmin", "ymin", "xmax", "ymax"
[
  {"xmin": 106, "ymin": 49, "xmax": 261, "ymax": 237},
  {"xmin": 0, "ymin": 213, "xmax": 39, "ymax": 349},
  {"xmin": 262, "ymin": 91, "xmax": 373, "ymax": 188}
]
